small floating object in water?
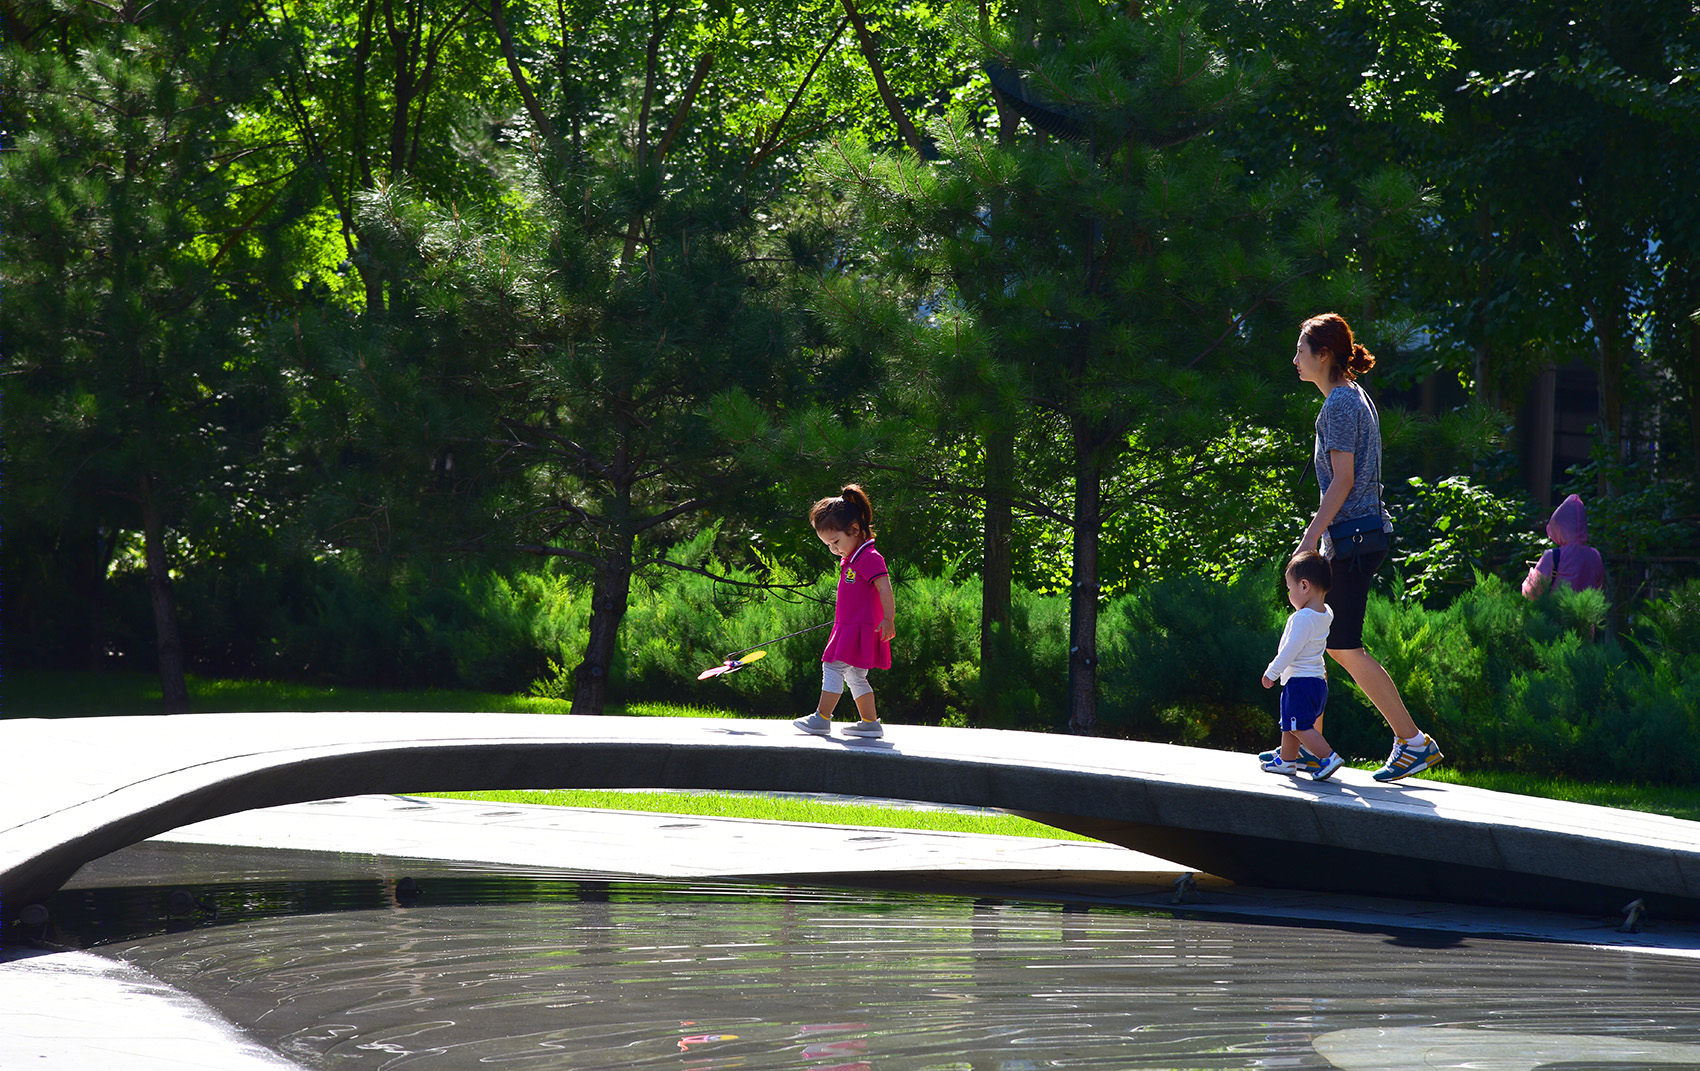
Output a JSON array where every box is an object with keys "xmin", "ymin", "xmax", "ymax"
[{"xmin": 679, "ymin": 1033, "xmax": 740, "ymax": 1051}]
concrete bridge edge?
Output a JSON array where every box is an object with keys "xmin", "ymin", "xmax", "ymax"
[{"xmin": 5, "ymin": 736, "xmax": 1698, "ymax": 923}]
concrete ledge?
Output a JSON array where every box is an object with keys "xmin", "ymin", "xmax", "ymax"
[{"xmin": 3, "ymin": 712, "xmax": 1697, "ymax": 921}]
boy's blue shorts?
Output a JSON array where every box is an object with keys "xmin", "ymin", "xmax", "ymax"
[{"xmin": 1279, "ymin": 676, "xmax": 1328, "ymax": 732}]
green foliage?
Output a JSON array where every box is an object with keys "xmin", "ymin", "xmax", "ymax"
[
  {"xmin": 130, "ymin": 550, "xmax": 588, "ymax": 692},
  {"xmin": 1098, "ymin": 569, "xmax": 1286, "ymax": 748},
  {"xmin": 1358, "ymin": 573, "xmax": 1698, "ymax": 784},
  {"xmin": 66, "ymin": 538, "xmax": 1700, "ymax": 785},
  {"xmin": 596, "ymin": 562, "xmax": 1053, "ymax": 728},
  {"xmin": 2, "ymin": 4, "xmax": 307, "ymax": 706},
  {"xmin": 816, "ymin": 0, "xmax": 1420, "ymax": 730},
  {"xmin": 1390, "ymin": 474, "xmax": 1540, "ymax": 604},
  {"xmin": 1631, "ymin": 577, "xmax": 1700, "ymax": 658},
  {"xmin": 1558, "ymin": 449, "xmax": 1700, "ymax": 599},
  {"xmin": 12, "ymin": 0, "xmax": 1698, "ymax": 744}
]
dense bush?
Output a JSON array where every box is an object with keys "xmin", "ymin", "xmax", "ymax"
[
  {"xmin": 1097, "ymin": 570, "xmax": 1287, "ymax": 750},
  {"xmin": 593, "ymin": 564, "xmax": 1699, "ymax": 784},
  {"xmin": 554, "ymin": 562, "xmax": 1066, "ymax": 728},
  {"xmin": 145, "ymin": 553, "xmax": 587, "ymax": 692},
  {"xmin": 1361, "ymin": 574, "xmax": 1700, "ymax": 783}
]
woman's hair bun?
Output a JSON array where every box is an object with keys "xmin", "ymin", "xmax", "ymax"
[{"xmin": 1348, "ymin": 342, "xmax": 1377, "ymax": 374}]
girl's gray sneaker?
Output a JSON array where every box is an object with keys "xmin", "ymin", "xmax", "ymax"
[
  {"xmin": 792, "ymin": 713, "xmax": 832, "ymax": 736},
  {"xmin": 841, "ymin": 718, "xmax": 884, "ymax": 738}
]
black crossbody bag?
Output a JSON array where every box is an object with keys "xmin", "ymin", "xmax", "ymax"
[
  {"xmin": 1297, "ymin": 459, "xmax": 1391, "ymax": 560},
  {"xmin": 1327, "ymin": 512, "xmax": 1390, "ymax": 558}
]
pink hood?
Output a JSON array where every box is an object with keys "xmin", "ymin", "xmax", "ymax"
[{"xmin": 1546, "ymin": 494, "xmax": 1590, "ymax": 546}]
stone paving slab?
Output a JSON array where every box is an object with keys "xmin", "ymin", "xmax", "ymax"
[
  {"xmin": 137, "ymin": 791, "xmax": 1185, "ymax": 884},
  {"xmin": 0, "ymin": 950, "xmax": 308, "ymax": 1071},
  {"xmin": 4, "ymin": 712, "xmax": 1698, "ymax": 919}
]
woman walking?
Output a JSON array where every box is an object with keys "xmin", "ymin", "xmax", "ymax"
[{"xmin": 1293, "ymin": 313, "xmax": 1444, "ymax": 782}]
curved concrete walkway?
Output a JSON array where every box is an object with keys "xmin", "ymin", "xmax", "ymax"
[{"xmin": 3, "ymin": 712, "xmax": 1698, "ymax": 922}]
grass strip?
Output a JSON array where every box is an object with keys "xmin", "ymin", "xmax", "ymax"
[
  {"xmin": 418, "ymin": 789, "xmax": 1095, "ymax": 841},
  {"xmin": 1415, "ymin": 768, "xmax": 1700, "ymax": 824}
]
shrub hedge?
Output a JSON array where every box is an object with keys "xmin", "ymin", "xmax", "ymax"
[
  {"xmin": 112, "ymin": 548, "xmax": 1700, "ymax": 785},
  {"xmin": 545, "ymin": 564, "xmax": 1699, "ymax": 785}
]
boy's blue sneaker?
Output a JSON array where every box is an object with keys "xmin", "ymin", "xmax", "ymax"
[
  {"xmin": 1372, "ymin": 734, "xmax": 1444, "ymax": 782},
  {"xmin": 792, "ymin": 713, "xmax": 832, "ymax": 736},
  {"xmin": 841, "ymin": 718, "xmax": 884, "ymax": 738},
  {"xmin": 1309, "ymin": 752, "xmax": 1346, "ymax": 781},
  {"xmin": 1260, "ymin": 755, "xmax": 1299, "ymax": 775},
  {"xmin": 1259, "ymin": 747, "xmax": 1322, "ymax": 775}
]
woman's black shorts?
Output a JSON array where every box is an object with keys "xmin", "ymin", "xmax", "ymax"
[{"xmin": 1324, "ymin": 548, "xmax": 1387, "ymax": 651}]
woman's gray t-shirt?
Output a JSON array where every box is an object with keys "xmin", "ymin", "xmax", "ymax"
[{"xmin": 1315, "ymin": 380, "xmax": 1391, "ymax": 553}]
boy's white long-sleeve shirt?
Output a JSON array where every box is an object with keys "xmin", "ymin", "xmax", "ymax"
[{"xmin": 1265, "ymin": 606, "xmax": 1334, "ymax": 684}]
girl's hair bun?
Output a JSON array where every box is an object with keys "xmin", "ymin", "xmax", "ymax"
[{"xmin": 1300, "ymin": 313, "xmax": 1377, "ymax": 382}]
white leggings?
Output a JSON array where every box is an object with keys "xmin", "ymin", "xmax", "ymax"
[{"xmin": 821, "ymin": 660, "xmax": 873, "ymax": 698}]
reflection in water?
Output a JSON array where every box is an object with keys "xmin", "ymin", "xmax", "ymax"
[
  {"xmin": 1315, "ymin": 1026, "xmax": 1700, "ymax": 1070},
  {"xmin": 48, "ymin": 855, "xmax": 1700, "ymax": 1071}
]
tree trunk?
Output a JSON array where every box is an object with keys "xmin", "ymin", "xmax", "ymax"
[
  {"xmin": 1067, "ymin": 416, "xmax": 1101, "ymax": 735},
  {"xmin": 1471, "ymin": 204, "xmax": 1496, "ymax": 408},
  {"xmin": 1472, "ymin": 340, "xmax": 1495, "ymax": 409},
  {"xmin": 1591, "ymin": 301, "xmax": 1629, "ymax": 499},
  {"xmin": 139, "ymin": 475, "xmax": 190, "ymax": 713},
  {"xmin": 980, "ymin": 424, "xmax": 1014, "ymax": 716},
  {"xmin": 489, "ymin": 0, "xmax": 556, "ymax": 142},
  {"xmin": 1687, "ymin": 301, "xmax": 1700, "ymax": 482},
  {"xmin": 572, "ymin": 538, "xmax": 633, "ymax": 716}
]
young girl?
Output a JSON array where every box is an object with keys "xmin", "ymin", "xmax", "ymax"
[{"xmin": 792, "ymin": 485, "xmax": 896, "ymax": 738}]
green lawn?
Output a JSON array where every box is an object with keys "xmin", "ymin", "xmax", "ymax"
[
  {"xmin": 1406, "ymin": 767, "xmax": 1700, "ymax": 823},
  {"xmin": 419, "ymin": 788, "xmax": 1096, "ymax": 840},
  {"xmin": 3, "ymin": 669, "xmax": 718, "ymax": 720},
  {"xmin": 12, "ymin": 670, "xmax": 1698, "ymax": 824}
]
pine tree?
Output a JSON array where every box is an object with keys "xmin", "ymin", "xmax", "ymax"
[
  {"xmin": 3, "ymin": 4, "xmax": 295, "ymax": 709},
  {"xmin": 826, "ymin": 1, "xmax": 1395, "ymax": 731},
  {"xmin": 347, "ymin": 134, "xmax": 806, "ymax": 714}
]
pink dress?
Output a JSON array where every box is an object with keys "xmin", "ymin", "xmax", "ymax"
[{"xmin": 821, "ymin": 540, "xmax": 891, "ymax": 670}]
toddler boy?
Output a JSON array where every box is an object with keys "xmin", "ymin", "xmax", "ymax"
[{"xmin": 1260, "ymin": 551, "xmax": 1345, "ymax": 781}]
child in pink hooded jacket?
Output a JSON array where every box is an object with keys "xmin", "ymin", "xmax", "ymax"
[{"xmin": 1522, "ymin": 494, "xmax": 1605, "ymax": 598}]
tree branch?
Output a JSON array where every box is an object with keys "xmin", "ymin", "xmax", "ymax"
[
  {"xmin": 635, "ymin": 556, "xmax": 832, "ymax": 601},
  {"xmin": 652, "ymin": 51, "xmax": 715, "ymax": 163},
  {"xmin": 489, "ymin": 0, "xmax": 556, "ymax": 141},
  {"xmin": 841, "ymin": 0, "xmax": 933, "ymax": 158},
  {"xmin": 741, "ymin": 14, "xmax": 850, "ymax": 179}
]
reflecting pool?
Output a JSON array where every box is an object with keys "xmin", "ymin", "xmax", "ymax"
[{"xmin": 48, "ymin": 845, "xmax": 1700, "ymax": 1071}]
